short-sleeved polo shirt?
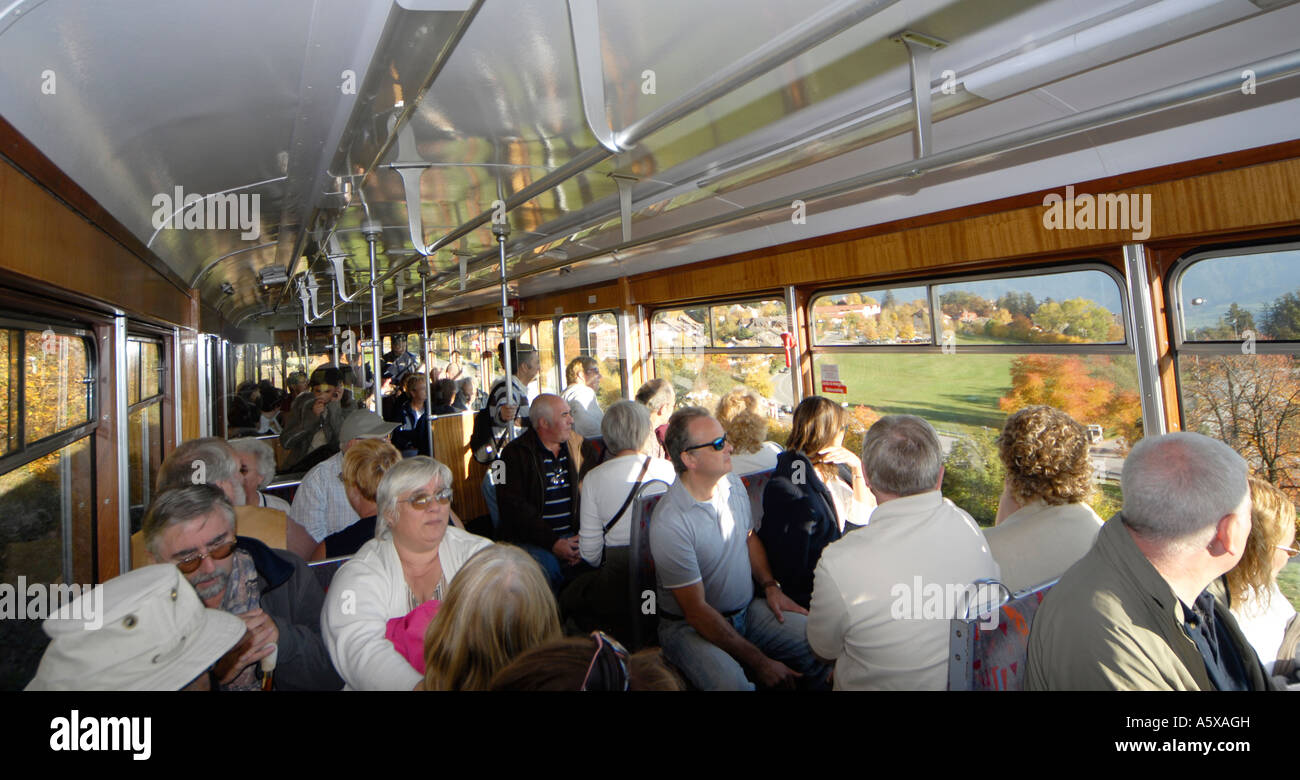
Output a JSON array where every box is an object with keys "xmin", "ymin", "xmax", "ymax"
[{"xmin": 649, "ymin": 473, "xmax": 753, "ymax": 617}]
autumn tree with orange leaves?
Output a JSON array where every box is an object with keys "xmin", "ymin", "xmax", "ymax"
[{"xmin": 998, "ymin": 355, "xmax": 1142, "ymax": 444}]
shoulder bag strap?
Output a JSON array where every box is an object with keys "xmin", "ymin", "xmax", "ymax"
[{"xmin": 605, "ymin": 456, "xmax": 653, "ymax": 536}]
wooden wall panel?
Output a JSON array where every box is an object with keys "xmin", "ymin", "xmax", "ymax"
[
  {"xmin": 180, "ymin": 294, "xmax": 202, "ymax": 440},
  {"xmin": 0, "ymin": 159, "xmax": 191, "ymax": 326},
  {"xmin": 92, "ymin": 322, "xmax": 121, "ymax": 581},
  {"xmin": 429, "ymin": 412, "xmax": 487, "ymax": 522}
]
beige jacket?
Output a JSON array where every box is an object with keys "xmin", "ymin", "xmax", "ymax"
[{"xmin": 1026, "ymin": 515, "xmax": 1271, "ymax": 691}]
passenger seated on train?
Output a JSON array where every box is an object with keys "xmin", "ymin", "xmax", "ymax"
[
  {"xmin": 453, "ymin": 377, "xmax": 476, "ymax": 412},
  {"xmin": 229, "ymin": 437, "xmax": 291, "ymax": 513},
  {"xmin": 430, "ymin": 378, "xmax": 460, "ymax": 416},
  {"xmin": 1027, "ymin": 432, "xmax": 1271, "ymax": 691},
  {"xmin": 443, "ymin": 350, "xmax": 466, "ymax": 382},
  {"xmin": 635, "ymin": 378, "xmax": 675, "ymax": 459},
  {"xmin": 322, "ymin": 457, "xmax": 493, "ymax": 690},
  {"xmin": 25, "ymin": 564, "xmax": 248, "ymax": 691},
  {"xmin": 289, "ymin": 410, "xmax": 398, "ymax": 552},
  {"xmin": 1228, "ymin": 478, "xmax": 1300, "ymax": 685},
  {"xmin": 561, "ymin": 400, "xmax": 675, "ymax": 639},
  {"xmin": 256, "ymin": 386, "xmax": 284, "ymax": 435},
  {"xmin": 387, "ymin": 372, "xmax": 429, "ymax": 452},
  {"xmin": 715, "ymin": 387, "xmax": 782, "ymax": 475},
  {"xmin": 324, "ymin": 438, "xmax": 402, "ymax": 557},
  {"xmin": 281, "ymin": 371, "xmax": 308, "ymax": 415},
  {"xmin": 489, "ymin": 634, "xmax": 685, "ymax": 691},
  {"xmin": 141, "ymin": 484, "xmax": 345, "ymax": 691},
  {"xmin": 983, "ymin": 406, "xmax": 1103, "ymax": 594},
  {"xmin": 562, "ymin": 356, "xmax": 605, "ymax": 438},
  {"xmin": 382, "ymin": 334, "xmax": 419, "ymax": 386},
  {"xmin": 133, "ymin": 437, "xmax": 293, "ymax": 564},
  {"xmin": 806, "ymin": 415, "xmax": 999, "ymax": 691},
  {"xmin": 280, "ymin": 366, "xmax": 348, "ymax": 471},
  {"xmin": 420, "ymin": 545, "xmax": 561, "ymax": 690},
  {"xmin": 651, "ymin": 406, "xmax": 829, "ymax": 691},
  {"xmin": 759, "ymin": 396, "xmax": 873, "ymax": 610},
  {"xmin": 497, "ymin": 394, "xmax": 598, "ymax": 593}
]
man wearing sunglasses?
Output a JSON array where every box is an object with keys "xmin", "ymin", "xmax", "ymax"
[
  {"xmin": 142, "ymin": 483, "xmax": 344, "ymax": 691},
  {"xmin": 650, "ymin": 407, "xmax": 829, "ymax": 691}
]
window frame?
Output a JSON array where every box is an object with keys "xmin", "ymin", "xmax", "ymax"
[{"xmin": 1168, "ymin": 239, "xmax": 1300, "ymax": 355}]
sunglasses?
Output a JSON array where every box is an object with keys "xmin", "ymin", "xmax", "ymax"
[
  {"xmin": 683, "ymin": 434, "xmax": 728, "ymax": 453},
  {"xmin": 399, "ymin": 488, "xmax": 454, "ymax": 511},
  {"xmin": 1276, "ymin": 544, "xmax": 1300, "ymax": 558},
  {"xmin": 580, "ymin": 631, "xmax": 629, "ymax": 691},
  {"xmin": 174, "ymin": 539, "xmax": 238, "ymax": 574}
]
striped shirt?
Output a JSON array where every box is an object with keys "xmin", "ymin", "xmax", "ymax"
[{"xmin": 540, "ymin": 447, "xmax": 574, "ymax": 536}]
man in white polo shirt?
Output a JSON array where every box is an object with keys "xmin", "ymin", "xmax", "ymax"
[
  {"xmin": 289, "ymin": 410, "xmax": 399, "ymax": 553},
  {"xmin": 807, "ymin": 414, "xmax": 1000, "ymax": 690},
  {"xmin": 650, "ymin": 406, "xmax": 829, "ymax": 691}
]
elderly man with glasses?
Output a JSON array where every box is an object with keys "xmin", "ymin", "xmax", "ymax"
[
  {"xmin": 649, "ymin": 406, "xmax": 829, "ymax": 691},
  {"xmin": 141, "ymin": 483, "xmax": 344, "ymax": 691}
]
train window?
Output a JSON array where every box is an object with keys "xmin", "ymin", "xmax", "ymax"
[
  {"xmin": 1, "ymin": 329, "xmax": 14, "ymax": 452},
  {"xmin": 558, "ymin": 312, "xmax": 626, "ymax": 408},
  {"xmin": 812, "ymin": 285, "xmax": 931, "ymax": 346},
  {"xmin": 23, "ymin": 329, "xmax": 91, "ymax": 444},
  {"xmin": 126, "ymin": 337, "xmax": 166, "ymax": 520},
  {"xmin": 809, "ymin": 266, "xmax": 1136, "ymax": 525},
  {"xmin": 652, "ymin": 298, "xmax": 791, "ymax": 413},
  {"xmin": 1173, "ymin": 243, "xmax": 1300, "ymax": 493},
  {"xmin": 533, "ymin": 319, "xmax": 559, "ymax": 394}
]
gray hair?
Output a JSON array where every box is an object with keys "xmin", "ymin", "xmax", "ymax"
[
  {"xmin": 636, "ymin": 378, "xmax": 675, "ymax": 415},
  {"xmin": 228, "ymin": 437, "xmax": 276, "ymax": 489},
  {"xmin": 602, "ymin": 400, "xmax": 653, "ymax": 454},
  {"xmin": 1121, "ymin": 432, "xmax": 1249, "ymax": 544},
  {"xmin": 141, "ymin": 483, "xmax": 235, "ymax": 556},
  {"xmin": 665, "ymin": 406, "xmax": 713, "ymax": 475},
  {"xmin": 530, "ymin": 394, "xmax": 564, "ymax": 427},
  {"xmin": 156, "ymin": 437, "xmax": 240, "ymax": 495},
  {"xmin": 375, "ymin": 456, "xmax": 453, "ymax": 539},
  {"xmin": 861, "ymin": 415, "xmax": 944, "ymax": 497}
]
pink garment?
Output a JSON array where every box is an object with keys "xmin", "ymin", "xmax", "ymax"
[{"xmin": 385, "ymin": 600, "xmax": 440, "ymax": 674}]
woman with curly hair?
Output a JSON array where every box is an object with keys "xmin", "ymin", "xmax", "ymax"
[
  {"xmin": 715, "ymin": 387, "xmax": 782, "ymax": 475},
  {"xmin": 1228, "ymin": 478, "xmax": 1299, "ymax": 679},
  {"xmin": 982, "ymin": 405, "xmax": 1103, "ymax": 593}
]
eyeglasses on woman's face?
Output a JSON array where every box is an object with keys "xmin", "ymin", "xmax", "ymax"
[{"xmin": 398, "ymin": 488, "xmax": 453, "ymax": 512}]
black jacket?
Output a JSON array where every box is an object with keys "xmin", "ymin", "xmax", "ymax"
[
  {"xmin": 758, "ymin": 451, "xmax": 846, "ymax": 609},
  {"xmin": 498, "ymin": 428, "xmax": 596, "ymax": 549},
  {"xmin": 238, "ymin": 537, "xmax": 345, "ymax": 691}
]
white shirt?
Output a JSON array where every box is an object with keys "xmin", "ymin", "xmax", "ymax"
[
  {"xmin": 982, "ymin": 499, "xmax": 1103, "ymax": 594},
  {"xmin": 823, "ymin": 473, "xmax": 875, "ymax": 530},
  {"xmin": 257, "ymin": 491, "xmax": 292, "ymax": 515},
  {"xmin": 807, "ymin": 490, "xmax": 1000, "ymax": 691},
  {"xmin": 1232, "ymin": 582, "xmax": 1297, "ymax": 675},
  {"xmin": 289, "ymin": 452, "xmax": 359, "ymax": 543},
  {"xmin": 728, "ymin": 441, "xmax": 782, "ymax": 476},
  {"xmin": 578, "ymin": 453, "xmax": 676, "ymax": 566},
  {"xmin": 562, "ymin": 382, "xmax": 604, "ymax": 439},
  {"xmin": 321, "ymin": 528, "xmax": 493, "ymax": 691}
]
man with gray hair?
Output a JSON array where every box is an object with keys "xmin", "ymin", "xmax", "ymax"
[
  {"xmin": 141, "ymin": 483, "xmax": 343, "ymax": 691},
  {"xmin": 1027, "ymin": 432, "xmax": 1271, "ymax": 690},
  {"xmin": 635, "ymin": 378, "xmax": 675, "ymax": 459},
  {"xmin": 806, "ymin": 414, "xmax": 999, "ymax": 690}
]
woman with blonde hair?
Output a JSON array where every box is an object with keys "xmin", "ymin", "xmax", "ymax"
[
  {"xmin": 1228, "ymin": 477, "xmax": 1299, "ymax": 680},
  {"xmin": 422, "ymin": 544, "xmax": 562, "ymax": 691},
  {"xmin": 715, "ymin": 387, "xmax": 782, "ymax": 475},
  {"xmin": 323, "ymin": 437, "xmax": 402, "ymax": 557},
  {"xmin": 759, "ymin": 395, "xmax": 874, "ymax": 608},
  {"xmin": 983, "ymin": 405, "xmax": 1103, "ymax": 593}
]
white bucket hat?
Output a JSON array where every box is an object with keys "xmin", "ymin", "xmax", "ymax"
[{"xmin": 25, "ymin": 564, "xmax": 245, "ymax": 691}]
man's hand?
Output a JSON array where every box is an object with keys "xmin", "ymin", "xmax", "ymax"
[
  {"xmin": 755, "ymin": 657, "xmax": 802, "ymax": 690},
  {"xmin": 218, "ymin": 608, "xmax": 278, "ymax": 683},
  {"xmin": 551, "ymin": 535, "xmax": 581, "ymax": 566},
  {"xmin": 764, "ymin": 585, "xmax": 808, "ymax": 624},
  {"xmin": 500, "ymin": 403, "xmax": 517, "ymax": 422},
  {"xmin": 311, "ymin": 397, "xmax": 327, "ymax": 416}
]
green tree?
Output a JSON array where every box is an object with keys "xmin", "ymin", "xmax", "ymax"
[
  {"xmin": 1262, "ymin": 292, "xmax": 1300, "ymax": 340},
  {"xmin": 1032, "ymin": 298, "xmax": 1116, "ymax": 342},
  {"xmin": 943, "ymin": 428, "xmax": 1004, "ymax": 527}
]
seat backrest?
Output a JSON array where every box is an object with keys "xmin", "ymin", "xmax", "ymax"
[
  {"xmin": 948, "ymin": 580, "xmax": 1056, "ymax": 691},
  {"xmin": 308, "ymin": 555, "xmax": 352, "ymax": 593},
  {"xmin": 738, "ymin": 469, "xmax": 774, "ymax": 530},
  {"xmin": 626, "ymin": 479, "xmax": 670, "ymax": 650}
]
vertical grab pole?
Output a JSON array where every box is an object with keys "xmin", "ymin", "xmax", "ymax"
[
  {"xmin": 364, "ymin": 220, "xmax": 384, "ymax": 414},
  {"xmin": 331, "ymin": 277, "xmax": 340, "ymax": 366},
  {"xmin": 419, "ymin": 260, "xmax": 435, "ymax": 457},
  {"xmin": 493, "ymin": 221, "xmax": 515, "ymax": 443}
]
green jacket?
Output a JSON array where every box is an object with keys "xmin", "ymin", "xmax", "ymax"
[{"xmin": 1027, "ymin": 514, "xmax": 1271, "ymax": 691}]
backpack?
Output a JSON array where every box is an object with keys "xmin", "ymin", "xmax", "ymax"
[{"xmin": 468, "ymin": 404, "xmax": 506, "ymax": 464}]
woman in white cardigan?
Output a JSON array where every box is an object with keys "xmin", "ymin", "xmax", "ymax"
[
  {"xmin": 983, "ymin": 405, "xmax": 1104, "ymax": 594},
  {"xmin": 322, "ymin": 456, "xmax": 492, "ymax": 690}
]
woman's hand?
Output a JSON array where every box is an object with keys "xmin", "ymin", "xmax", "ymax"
[{"xmin": 817, "ymin": 445, "xmax": 864, "ymax": 476}]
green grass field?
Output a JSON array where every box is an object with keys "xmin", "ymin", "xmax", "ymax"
[
  {"xmin": 817, "ymin": 353, "xmax": 1014, "ymax": 435},
  {"xmin": 1278, "ymin": 562, "xmax": 1300, "ymax": 612}
]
